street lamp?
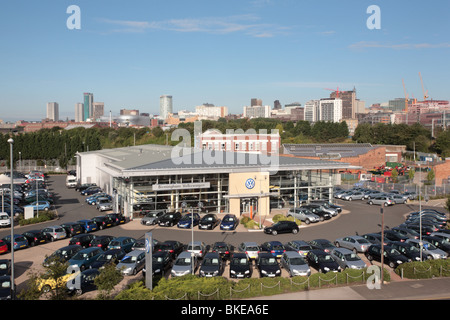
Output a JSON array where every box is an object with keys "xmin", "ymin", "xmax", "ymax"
[
  {"xmin": 7, "ymin": 138, "xmax": 15, "ymax": 300},
  {"xmin": 419, "ymin": 163, "xmax": 423, "ymax": 261}
]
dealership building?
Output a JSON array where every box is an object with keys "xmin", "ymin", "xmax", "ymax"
[{"xmin": 75, "ymin": 144, "xmax": 356, "ymax": 220}]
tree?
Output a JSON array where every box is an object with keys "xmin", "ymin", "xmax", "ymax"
[
  {"xmin": 94, "ymin": 261, "xmax": 123, "ymax": 299},
  {"xmin": 426, "ymin": 168, "xmax": 435, "ymax": 184},
  {"xmin": 391, "ymin": 168, "xmax": 399, "ymax": 183},
  {"xmin": 408, "ymin": 168, "xmax": 415, "ymax": 182}
]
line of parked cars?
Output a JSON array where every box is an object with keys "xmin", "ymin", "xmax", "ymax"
[
  {"xmin": 286, "ymin": 200, "xmax": 342, "ymax": 225},
  {"xmin": 334, "ymin": 186, "xmax": 417, "ymax": 207}
]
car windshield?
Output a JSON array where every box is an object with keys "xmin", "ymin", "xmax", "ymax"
[
  {"xmin": 387, "ymin": 248, "xmax": 402, "ymax": 255},
  {"xmin": 356, "ymin": 238, "xmax": 370, "ymax": 244},
  {"xmin": 121, "ymin": 255, "xmax": 138, "ymax": 263},
  {"xmin": 318, "ymin": 254, "xmax": 334, "ymax": 263},
  {"xmin": 231, "ymin": 258, "xmax": 248, "ymax": 265},
  {"xmin": 153, "ymin": 256, "xmax": 165, "ymax": 263},
  {"xmin": 97, "ymin": 253, "xmax": 114, "ymax": 262},
  {"xmin": 203, "ymin": 257, "xmax": 219, "ymax": 266},
  {"xmin": 344, "ymin": 253, "xmax": 360, "ymax": 261},
  {"xmin": 72, "ymin": 252, "xmax": 89, "ymax": 260},
  {"xmin": 224, "ymin": 216, "xmax": 235, "ymax": 222},
  {"xmin": 260, "ymin": 257, "xmax": 277, "ymax": 265},
  {"xmin": 0, "ymin": 216, "xmax": 9, "ymax": 221},
  {"xmin": 423, "ymin": 243, "xmax": 437, "ymax": 250},
  {"xmin": 109, "ymin": 241, "xmax": 121, "ymax": 247},
  {"xmin": 290, "ymin": 257, "xmax": 307, "ymax": 265},
  {"xmin": 204, "ymin": 216, "xmax": 214, "ymax": 221},
  {"xmin": 188, "ymin": 245, "xmax": 202, "ymax": 251},
  {"xmin": 180, "ymin": 216, "xmax": 192, "ymax": 221},
  {"xmin": 246, "ymin": 246, "xmax": 259, "ymax": 251},
  {"xmin": 175, "ymin": 257, "xmax": 191, "ymax": 266}
]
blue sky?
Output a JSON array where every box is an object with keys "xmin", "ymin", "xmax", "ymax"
[{"xmin": 0, "ymin": 0, "xmax": 449, "ymax": 121}]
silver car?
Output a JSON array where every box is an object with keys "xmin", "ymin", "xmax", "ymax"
[
  {"xmin": 96, "ymin": 197, "xmax": 113, "ymax": 212},
  {"xmin": 41, "ymin": 226, "xmax": 67, "ymax": 241},
  {"xmin": 334, "ymin": 236, "xmax": 371, "ymax": 253},
  {"xmin": 330, "ymin": 248, "xmax": 367, "ymax": 270},
  {"xmin": 171, "ymin": 251, "xmax": 199, "ymax": 277},
  {"xmin": 430, "ymin": 232, "xmax": 450, "ymax": 243},
  {"xmin": 238, "ymin": 242, "xmax": 260, "ymax": 260},
  {"xmin": 116, "ymin": 250, "xmax": 146, "ymax": 275},
  {"xmin": 367, "ymin": 196, "xmax": 394, "ymax": 206},
  {"xmin": 140, "ymin": 210, "xmax": 165, "ymax": 226},
  {"xmin": 287, "ymin": 207, "xmax": 320, "ymax": 225},
  {"xmin": 187, "ymin": 241, "xmax": 208, "ymax": 259},
  {"xmin": 280, "ymin": 251, "xmax": 311, "ymax": 277},
  {"xmin": 405, "ymin": 239, "xmax": 448, "ymax": 260},
  {"xmin": 343, "ymin": 191, "xmax": 365, "ymax": 201}
]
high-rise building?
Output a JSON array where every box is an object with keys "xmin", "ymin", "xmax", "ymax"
[
  {"xmin": 75, "ymin": 103, "xmax": 84, "ymax": 122},
  {"xmin": 195, "ymin": 104, "xmax": 228, "ymax": 119},
  {"xmin": 304, "ymin": 100, "xmax": 320, "ymax": 123},
  {"xmin": 46, "ymin": 102, "xmax": 59, "ymax": 121},
  {"xmin": 320, "ymin": 98, "xmax": 342, "ymax": 122},
  {"xmin": 273, "ymin": 100, "xmax": 282, "ymax": 110},
  {"xmin": 92, "ymin": 102, "xmax": 105, "ymax": 120},
  {"xmin": 83, "ymin": 93, "xmax": 94, "ymax": 120},
  {"xmin": 251, "ymin": 98, "xmax": 262, "ymax": 107},
  {"xmin": 243, "ymin": 105, "xmax": 271, "ymax": 118},
  {"xmin": 160, "ymin": 95, "xmax": 173, "ymax": 119}
]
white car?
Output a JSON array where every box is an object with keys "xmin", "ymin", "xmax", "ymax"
[{"xmin": 0, "ymin": 212, "xmax": 11, "ymax": 228}]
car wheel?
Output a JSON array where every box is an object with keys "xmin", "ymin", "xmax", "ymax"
[
  {"xmin": 292, "ymin": 228, "xmax": 298, "ymax": 234},
  {"xmin": 76, "ymin": 289, "xmax": 83, "ymax": 295},
  {"xmin": 389, "ymin": 261, "xmax": 396, "ymax": 268},
  {"xmin": 384, "ymin": 202, "xmax": 389, "ymax": 207},
  {"xmin": 369, "ymin": 201, "xmax": 373, "ymax": 205},
  {"xmin": 132, "ymin": 268, "xmax": 137, "ymax": 275},
  {"xmin": 80, "ymin": 265, "xmax": 86, "ymax": 271},
  {"xmin": 427, "ymin": 255, "xmax": 434, "ymax": 260},
  {"xmin": 41, "ymin": 285, "xmax": 51, "ymax": 293},
  {"xmin": 348, "ymin": 197, "xmax": 352, "ymax": 201},
  {"xmin": 44, "ymin": 207, "xmax": 49, "ymax": 211},
  {"xmin": 272, "ymin": 230, "xmax": 278, "ymax": 236},
  {"xmin": 353, "ymin": 248, "xmax": 358, "ymax": 254},
  {"xmin": 305, "ymin": 219, "xmax": 310, "ymax": 225},
  {"xmin": 366, "ymin": 254, "xmax": 373, "ymax": 261},
  {"xmin": 50, "ymin": 236, "xmax": 55, "ymax": 242},
  {"xmin": 335, "ymin": 242, "xmax": 340, "ymax": 247}
]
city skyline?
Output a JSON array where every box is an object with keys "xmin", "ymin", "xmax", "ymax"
[{"xmin": 1, "ymin": 0, "xmax": 449, "ymax": 121}]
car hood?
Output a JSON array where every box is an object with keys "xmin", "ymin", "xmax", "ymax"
[
  {"xmin": 230, "ymin": 264, "xmax": 251, "ymax": 272},
  {"xmin": 172, "ymin": 265, "xmax": 192, "ymax": 273},
  {"xmin": 290, "ymin": 264, "xmax": 310, "ymax": 272},
  {"xmin": 259, "ymin": 264, "xmax": 279, "ymax": 272},
  {"xmin": 347, "ymin": 260, "xmax": 367, "ymax": 269}
]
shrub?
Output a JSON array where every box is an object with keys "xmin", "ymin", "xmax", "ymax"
[
  {"xmin": 18, "ymin": 210, "xmax": 56, "ymax": 226},
  {"xmin": 395, "ymin": 259, "xmax": 450, "ymax": 279}
]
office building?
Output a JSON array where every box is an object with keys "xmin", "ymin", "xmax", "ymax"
[
  {"xmin": 92, "ymin": 102, "xmax": 105, "ymax": 120},
  {"xmin": 75, "ymin": 103, "xmax": 84, "ymax": 122},
  {"xmin": 160, "ymin": 95, "xmax": 173, "ymax": 119},
  {"xmin": 251, "ymin": 98, "xmax": 262, "ymax": 107},
  {"xmin": 319, "ymin": 98, "xmax": 342, "ymax": 122},
  {"xmin": 304, "ymin": 100, "xmax": 320, "ymax": 123},
  {"xmin": 46, "ymin": 102, "xmax": 59, "ymax": 121},
  {"xmin": 84, "ymin": 93, "xmax": 94, "ymax": 120},
  {"xmin": 195, "ymin": 104, "xmax": 228, "ymax": 119},
  {"xmin": 243, "ymin": 105, "xmax": 271, "ymax": 118}
]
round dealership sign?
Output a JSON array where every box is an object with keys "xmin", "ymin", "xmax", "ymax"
[{"xmin": 245, "ymin": 178, "xmax": 255, "ymax": 189}]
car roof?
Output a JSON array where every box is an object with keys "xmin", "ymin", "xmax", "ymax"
[
  {"xmin": 242, "ymin": 242, "xmax": 259, "ymax": 246},
  {"xmin": 177, "ymin": 251, "xmax": 193, "ymax": 258},
  {"xmin": 204, "ymin": 252, "xmax": 220, "ymax": 257},
  {"xmin": 284, "ymin": 251, "xmax": 302, "ymax": 258},
  {"xmin": 123, "ymin": 250, "xmax": 143, "ymax": 257},
  {"xmin": 331, "ymin": 247, "xmax": 353, "ymax": 254}
]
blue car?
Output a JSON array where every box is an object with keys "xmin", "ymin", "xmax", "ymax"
[
  {"xmin": 24, "ymin": 200, "xmax": 51, "ymax": 211},
  {"xmin": 260, "ymin": 241, "xmax": 286, "ymax": 258},
  {"xmin": 220, "ymin": 214, "xmax": 239, "ymax": 230},
  {"xmin": 177, "ymin": 212, "xmax": 200, "ymax": 229},
  {"xmin": 107, "ymin": 237, "xmax": 136, "ymax": 253},
  {"xmin": 77, "ymin": 219, "xmax": 98, "ymax": 233},
  {"xmin": 86, "ymin": 193, "xmax": 111, "ymax": 206},
  {"xmin": 2, "ymin": 234, "xmax": 29, "ymax": 251},
  {"xmin": 81, "ymin": 187, "xmax": 102, "ymax": 196},
  {"xmin": 67, "ymin": 247, "xmax": 104, "ymax": 272}
]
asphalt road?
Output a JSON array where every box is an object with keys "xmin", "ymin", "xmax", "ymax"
[{"xmin": 1, "ymin": 175, "xmax": 448, "ymax": 299}]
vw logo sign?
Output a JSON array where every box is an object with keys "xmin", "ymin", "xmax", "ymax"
[{"xmin": 245, "ymin": 178, "xmax": 255, "ymax": 189}]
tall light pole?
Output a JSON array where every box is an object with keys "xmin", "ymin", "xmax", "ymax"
[
  {"xmin": 419, "ymin": 163, "xmax": 423, "ymax": 261},
  {"xmin": 7, "ymin": 138, "xmax": 15, "ymax": 300}
]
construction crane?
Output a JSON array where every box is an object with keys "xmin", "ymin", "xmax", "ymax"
[
  {"xmin": 402, "ymin": 79, "xmax": 409, "ymax": 112},
  {"xmin": 324, "ymin": 87, "xmax": 340, "ymax": 98},
  {"xmin": 419, "ymin": 72, "xmax": 429, "ymax": 101}
]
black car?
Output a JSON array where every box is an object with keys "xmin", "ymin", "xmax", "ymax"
[
  {"xmin": 365, "ymin": 244, "xmax": 409, "ymax": 269},
  {"xmin": 0, "ymin": 275, "xmax": 14, "ymax": 300},
  {"xmin": 91, "ymin": 215, "xmax": 114, "ymax": 230},
  {"xmin": 423, "ymin": 236, "xmax": 450, "ymax": 254},
  {"xmin": 89, "ymin": 235, "xmax": 115, "ymax": 250},
  {"xmin": 306, "ymin": 249, "xmax": 341, "ymax": 273},
  {"xmin": 361, "ymin": 233, "xmax": 384, "ymax": 245},
  {"xmin": 22, "ymin": 230, "xmax": 48, "ymax": 246},
  {"xmin": 256, "ymin": 252, "xmax": 281, "ymax": 277},
  {"xmin": 264, "ymin": 221, "xmax": 299, "ymax": 235},
  {"xmin": 387, "ymin": 241, "xmax": 421, "ymax": 262},
  {"xmin": 229, "ymin": 253, "xmax": 253, "ymax": 278},
  {"xmin": 155, "ymin": 240, "xmax": 184, "ymax": 259},
  {"xmin": 198, "ymin": 214, "xmax": 221, "ymax": 230},
  {"xmin": 307, "ymin": 239, "xmax": 337, "ymax": 253},
  {"xmin": 90, "ymin": 249, "xmax": 126, "ymax": 269},
  {"xmin": 106, "ymin": 213, "xmax": 126, "ymax": 226},
  {"xmin": 60, "ymin": 222, "xmax": 84, "ymax": 237},
  {"xmin": 146, "ymin": 251, "xmax": 173, "ymax": 277},
  {"xmin": 302, "ymin": 204, "xmax": 332, "ymax": 221},
  {"xmin": 67, "ymin": 268, "xmax": 100, "ymax": 295},
  {"xmin": 211, "ymin": 242, "xmax": 233, "ymax": 260},
  {"xmin": 384, "ymin": 230, "xmax": 409, "ymax": 243},
  {"xmin": 69, "ymin": 234, "xmax": 97, "ymax": 248},
  {"xmin": 75, "ymin": 183, "xmax": 97, "ymax": 192},
  {"xmin": 0, "ymin": 259, "xmax": 11, "ymax": 276},
  {"xmin": 199, "ymin": 252, "xmax": 224, "ymax": 277},
  {"xmin": 158, "ymin": 212, "xmax": 182, "ymax": 227},
  {"xmin": 43, "ymin": 245, "xmax": 83, "ymax": 267}
]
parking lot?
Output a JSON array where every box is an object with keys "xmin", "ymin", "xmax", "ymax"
[{"xmin": 0, "ymin": 174, "xmax": 447, "ymax": 297}]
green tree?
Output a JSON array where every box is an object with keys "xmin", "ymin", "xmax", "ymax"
[{"xmin": 94, "ymin": 262, "xmax": 124, "ymax": 299}]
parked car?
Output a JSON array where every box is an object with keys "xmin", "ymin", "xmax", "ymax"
[
  {"xmin": 260, "ymin": 241, "xmax": 286, "ymax": 258},
  {"xmin": 308, "ymin": 239, "xmax": 336, "ymax": 253},
  {"xmin": 361, "ymin": 233, "xmax": 385, "ymax": 245},
  {"xmin": 77, "ymin": 219, "xmax": 98, "ymax": 233},
  {"xmin": 75, "ymin": 183, "xmax": 97, "ymax": 192},
  {"xmin": 384, "ymin": 230, "xmax": 409, "ymax": 243},
  {"xmin": 198, "ymin": 214, "xmax": 221, "ymax": 230},
  {"xmin": 187, "ymin": 241, "xmax": 208, "ymax": 259},
  {"xmin": 256, "ymin": 252, "xmax": 281, "ymax": 277},
  {"xmin": 330, "ymin": 248, "xmax": 367, "ymax": 270},
  {"xmin": 41, "ymin": 226, "xmax": 67, "ymax": 242},
  {"xmin": 90, "ymin": 249, "xmax": 126, "ymax": 269},
  {"xmin": 145, "ymin": 251, "xmax": 173, "ymax": 277},
  {"xmin": 97, "ymin": 197, "xmax": 113, "ymax": 212},
  {"xmin": 0, "ymin": 241, "xmax": 8, "ymax": 255},
  {"xmin": 334, "ymin": 236, "xmax": 371, "ymax": 253},
  {"xmin": 66, "ymin": 268, "xmax": 100, "ymax": 295},
  {"xmin": 220, "ymin": 214, "xmax": 239, "ymax": 230},
  {"xmin": 89, "ymin": 235, "xmax": 115, "ymax": 250},
  {"xmin": 280, "ymin": 251, "xmax": 311, "ymax": 277},
  {"xmin": 264, "ymin": 221, "xmax": 299, "ymax": 235},
  {"xmin": 306, "ymin": 249, "xmax": 341, "ymax": 273},
  {"xmin": 91, "ymin": 215, "xmax": 114, "ymax": 230},
  {"xmin": 284, "ymin": 240, "xmax": 313, "ymax": 257},
  {"xmin": 170, "ymin": 251, "xmax": 199, "ymax": 277},
  {"xmin": 405, "ymin": 239, "xmax": 448, "ymax": 260},
  {"xmin": 86, "ymin": 193, "xmax": 111, "ymax": 206},
  {"xmin": 69, "ymin": 234, "xmax": 97, "ymax": 248},
  {"xmin": 389, "ymin": 194, "xmax": 409, "ymax": 204},
  {"xmin": 391, "ymin": 227, "xmax": 420, "ymax": 240},
  {"xmin": 43, "ymin": 245, "xmax": 83, "ymax": 267},
  {"xmin": 367, "ymin": 196, "xmax": 394, "ymax": 206},
  {"xmin": 423, "ymin": 235, "xmax": 450, "ymax": 254},
  {"xmin": 211, "ymin": 242, "xmax": 233, "ymax": 260},
  {"xmin": 23, "ymin": 200, "xmax": 51, "ymax": 211},
  {"xmin": 287, "ymin": 207, "xmax": 320, "ymax": 224},
  {"xmin": 229, "ymin": 252, "xmax": 253, "ymax": 278},
  {"xmin": 364, "ymin": 244, "xmax": 409, "ymax": 268},
  {"xmin": 177, "ymin": 212, "xmax": 200, "ymax": 229},
  {"xmin": 116, "ymin": 250, "xmax": 146, "ymax": 275},
  {"xmin": 387, "ymin": 241, "xmax": 421, "ymax": 262},
  {"xmin": 0, "ymin": 259, "xmax": 11, "ymax": 276},
  {"xmin": 309, "ymin": 200, "xmax": 340, "ymax": 216},
  {"xmin": 158, "ymin": 211, "xmax": 182, "ymax": 227},
  {"xmin": 60, "ymin": 222, "xmax": 84, "ymax": 237},
  {"xmin": 67, "ymin": 247, "xmax": 104, "ymax": 272},
  {"xmin": 81, "ymin": 186, "xmax": 102, "ymax": 196},
  {"xmin": 199, "ymin": 252, "xmax": 224, "ymax": 277},
  {"xmin": 107, "ymin": 237, "xmax": 136, "ymax": 253},
  {"xmin": 342, "ymin": 191, "xmax": 365, "ymax": 201},
  {"xmin": 2, "ymin": 234, "xmax": 28, "ymax": 251},
  {"xmin": 0, "ymin": 212, "xmax": 11, "ymax": 229},
  {"xmin": 238, "ymin": 242, "xmax": 260, "ymax": 260},
  {"xmin": 0, "ymin": 275, "xmax": 14, "ymax": 300},
  {"xmin": 301, "ymin": 204, "xmax": 332, "ymax": 221},
  {"xmin": 22, "ymin": 230, "xmax": 47, "ymax": 247},
  {"xmin": 106, "ymin": 213, "xmax": 126, "ymax": 226},
  {"xmin": 155, "ymin": 240, "xmax": 184, "ymax": 259},
  {"xmin": 141, "ymin": 210, "xmax": 166, "ymax": 226}
]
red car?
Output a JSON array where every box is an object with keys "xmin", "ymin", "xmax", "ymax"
[{"xmin": 0, "ymin": 240, "xmax": 8, "ymax": 254}]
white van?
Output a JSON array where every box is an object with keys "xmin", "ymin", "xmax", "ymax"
[
  {"xmin": 66, "ymin": 175, "xmax": 77, "ymax": 188},
  {"xmin": 0, "ymin": 212, "xmax": 11, "ymax": 228}
]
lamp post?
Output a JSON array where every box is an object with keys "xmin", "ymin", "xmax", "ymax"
[
  {"xmin": 419, "ymin": 163, "xmax": 423, "ymax": 261},
  {"xmin": 380, "ymin": 207, "xmax": 384, "ymax": 286},
  {"xmin": 7, "ymin": 138, "xmax": 15, "ymax": 300}
]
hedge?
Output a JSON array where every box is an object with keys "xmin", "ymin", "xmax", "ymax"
[
  {"xmin": 395, "ymin": 259, "xmax": 450, "ymax": 279},
  {"xmin": 18, "ymin": 210, "xmax": 57, "ymax": 226}
]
